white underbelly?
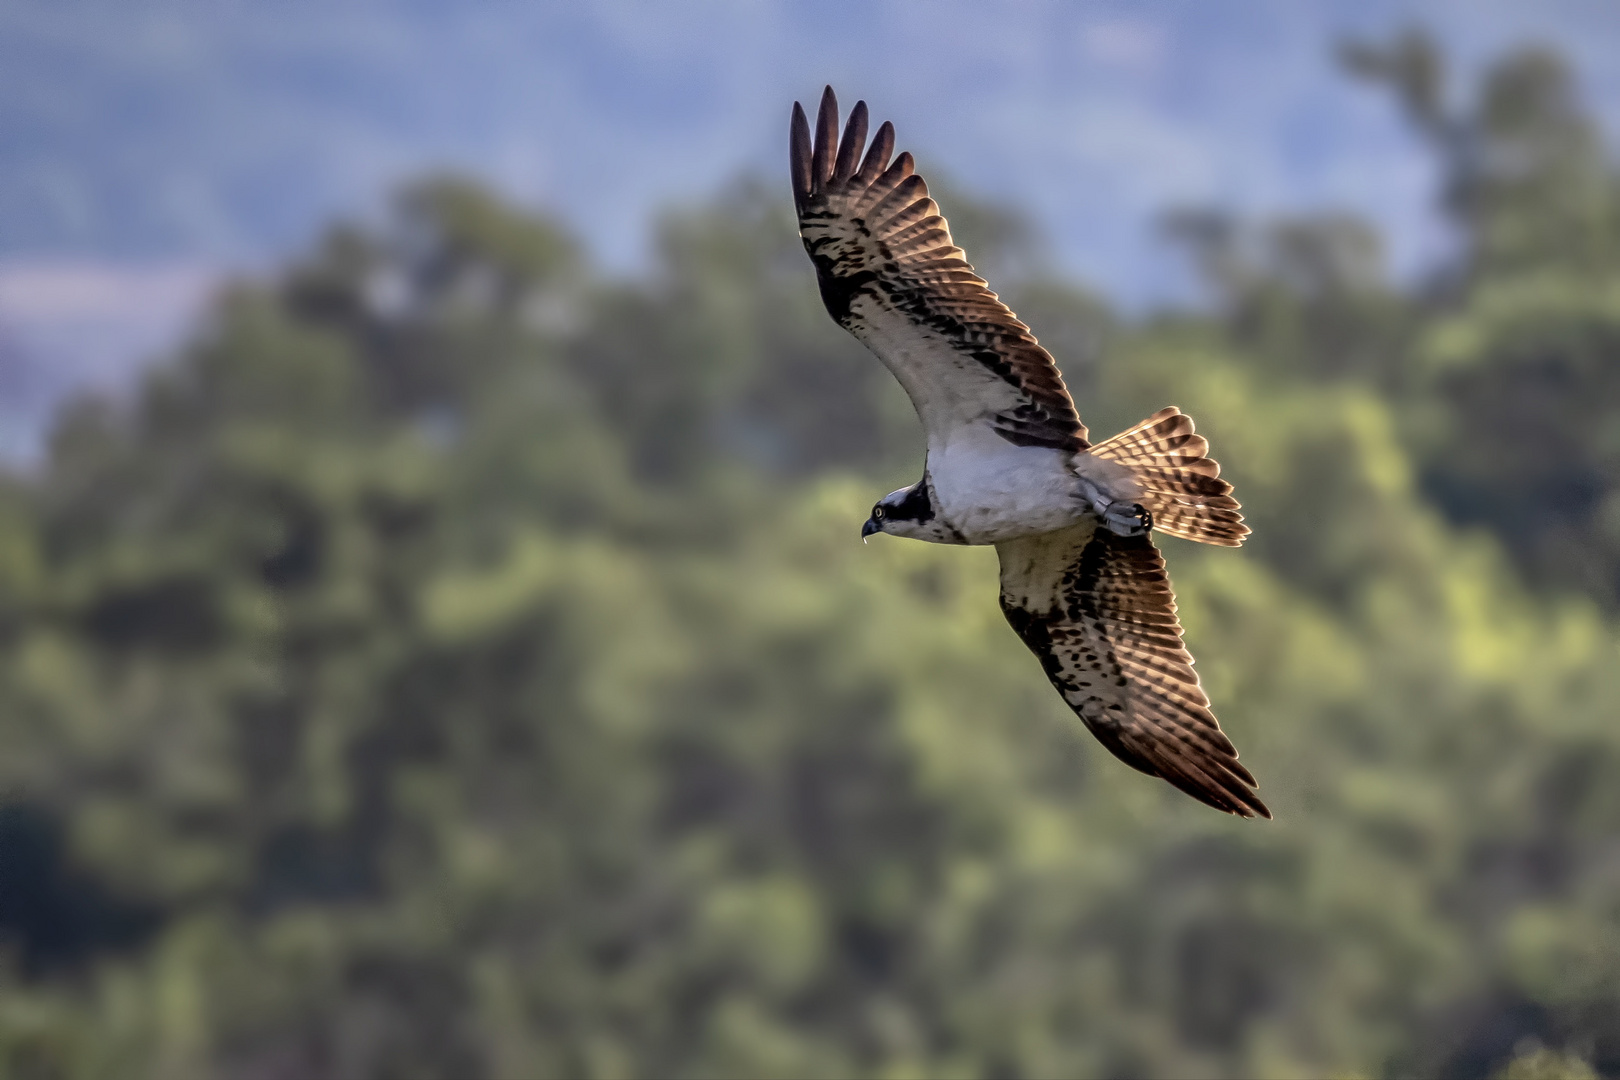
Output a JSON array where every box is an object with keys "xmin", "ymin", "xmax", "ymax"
[{"xmin": 927, "ymin": 432, "xmax": 1084, "ymax": 544}]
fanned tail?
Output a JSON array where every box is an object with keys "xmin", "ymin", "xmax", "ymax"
[{"xmin": 1089, "ymin": 407, "xmax": 1249, "ymax": 547}]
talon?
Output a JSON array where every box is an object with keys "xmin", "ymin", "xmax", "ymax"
[{"xmin": 1103, "ymin": 502, "xmax": 1153, "ymax": 537}]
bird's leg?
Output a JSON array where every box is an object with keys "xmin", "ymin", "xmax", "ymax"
[
  {"xmin": 1100, "ymin": 501, "xmax": 1153, "ymax": 537},
  {"xmin": 1076, "ymin": 477, "xmax": 1153, "ymax": 538}
]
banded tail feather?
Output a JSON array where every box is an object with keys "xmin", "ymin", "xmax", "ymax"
[{"xmin": 1089, "ymin": 407, "xmax": 1249, "ymax": 547}]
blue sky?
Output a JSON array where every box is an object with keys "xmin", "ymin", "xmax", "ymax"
[
  {"xmin": 5, "ymin": 1, "xmax": 1619, "ymax": 289},
  {"xmin": 1, "ymin": 0, "xmax": 1618, "ymax": 459}
]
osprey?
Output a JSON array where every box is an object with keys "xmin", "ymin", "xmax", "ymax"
[{"xmin": 792, "ymin": 88, "xmax": 1269, "ymax": 819}]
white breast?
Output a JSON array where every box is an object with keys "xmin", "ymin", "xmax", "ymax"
[{"xmin": 926, "ymin": 426, "xmax": 1084, "ymax": 544}]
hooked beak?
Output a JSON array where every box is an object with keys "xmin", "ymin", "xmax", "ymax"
[{"xmin": 861, "ymin": 516, "xmax": 881, "ymax": 539}]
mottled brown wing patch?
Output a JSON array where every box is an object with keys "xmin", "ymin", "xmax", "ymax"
[
  {"xmin": 996, "ymin": 524, "xmax": 1269, "ymax": 818},
  {"xmin": 791, "ymin": 87, "xmax": 1088, "ymax": 450},
  {"xmin": 1089, "ymin": 407, "xmax": 1249, "ymax": 547}
]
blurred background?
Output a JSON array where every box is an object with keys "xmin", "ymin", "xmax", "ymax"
[{"xmin": 4, "ymin": 2, "xmax": 1620, "ymax": 1077}]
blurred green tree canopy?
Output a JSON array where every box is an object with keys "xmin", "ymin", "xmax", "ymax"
[{"xmin": 4, "ymin": 34, "xmax": 1620, "ymax": 1080}]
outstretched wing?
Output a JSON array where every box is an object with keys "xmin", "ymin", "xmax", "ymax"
[
  {"xmin": 791, "ymin": 87, "xmax": 1088, "ymax": 452},
  {"xmin": 996, "ymin": 522, "xmax": 1270, "ymax": 818}
]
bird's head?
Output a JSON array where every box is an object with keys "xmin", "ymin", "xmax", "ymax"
[{"xmin": 863, "ymin": 482, "xmax": 955, "ymax": 542}]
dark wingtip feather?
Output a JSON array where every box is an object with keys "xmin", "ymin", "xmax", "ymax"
[
  {"xmin": 890, "ymin": 150, "xmax": 915, "ymax": 181},
  {"xmin": 812, "ymin": 86, "xmax": 839, "ymax": 189},
  {"xmin": 1177, "ymin": 761, "xmax": 1269, "ymax": 819},
  {"xmin": 834, "ymin": 100, "xmax": 868, "ymax": 182},
  {"xmin": 1225, "ymin": 768, "xmax": 1271, "ymax": 820},
  {"xmin": 858, "ymin": 120, "xmax": 896, "ymax": 183},
  {"xmin": 790, "ymin": 102, "xmax": 811, "ymax": 207},
  {"xmin": 1237, "ymin": 792, "xmax": 1274, "ymax": 820}
]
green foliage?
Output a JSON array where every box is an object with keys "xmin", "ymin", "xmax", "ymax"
[{"xmin": 3, "ymin": 36, "xmax": 1620, "ymax": 1080}]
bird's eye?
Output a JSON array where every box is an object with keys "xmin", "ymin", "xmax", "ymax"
[{"xmin": 873, "ymin": 506, "xmax": 885, "ymax": 520}]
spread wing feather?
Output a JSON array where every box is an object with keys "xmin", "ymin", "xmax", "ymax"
[
  {"xmin": 1089, "ymin": 407, "xmax": 1250, "ymax": 546},
  {"xmin": 997, "ymin": 522, "xmax": 1270, "ymax": 818},
  {"xmin": 791, "ymin": 87, "xmax": 1088, "ymax": 451}
]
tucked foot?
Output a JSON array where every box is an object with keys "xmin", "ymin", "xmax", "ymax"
[{"xmin": 1101, "ymin": 501, "xmax": 1153, "ymax": 538}]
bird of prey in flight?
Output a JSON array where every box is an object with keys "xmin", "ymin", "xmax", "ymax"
[{"xmin": 791, "ymin": 88, "xmax": 1268, "ymax": 819}]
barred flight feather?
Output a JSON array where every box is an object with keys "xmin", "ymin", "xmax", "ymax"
[
  {"xmin": 997, "ymin": 524, "xmax": 1269, "ymax": 818},
  {"xmin": 791, "ymin": 87, "xmax": 1088, "ymax": 451}
]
